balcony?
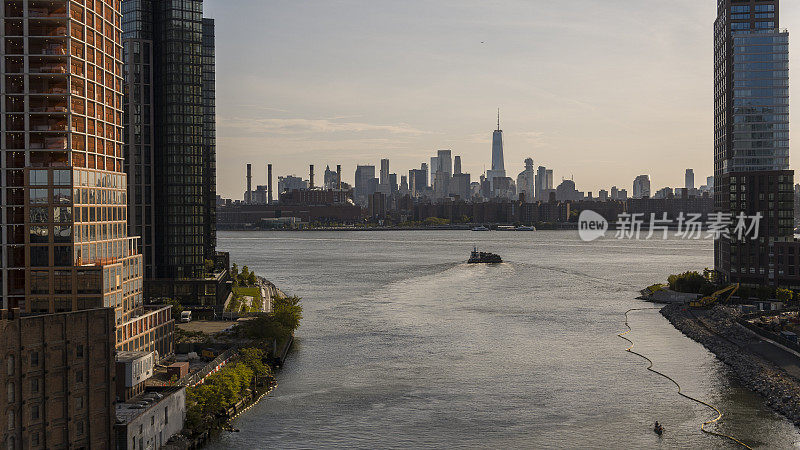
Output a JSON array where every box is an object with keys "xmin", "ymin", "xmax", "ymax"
[
  {"xmin": 5, "ymin": 57, "xmax": 24, "ymax": 73},
  {"xmin": 28, "ymin": 3, "xmax": 68, "ymax": 18},
  {"xmin": 29, "ymin": 134, "xmax": 68, "ymax": 150},
  {"xmin": 5, "ymin": 38, "xmax": 24, "ymax": 55},
  {"xmin": 29, "ymin": 58, "xmax": 68, "ymax": 74},
  {"xmin": 28, "ymin": 20, "xmax": 68, "ymax": 38},
  {"xmin": 5, "ymin": 19, "xmax": 23, "ymax": 36},
  {"xmin": 29, "ymin": 77, "xmax": 68, "ymax": 95},
  {"xmin": 30, "ymin": 118, "xmax": 68, "ymax": 132},
  {"xmin": 30, "ymin": 42, "xmax": 67, "ymax": 56},
  {"xmin": 30, "ymin": 97, "xmax": 68, "ymax": 113}
]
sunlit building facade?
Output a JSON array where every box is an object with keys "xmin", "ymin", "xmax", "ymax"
[
  {"xmin": 1, "ymin": 0, "xmax": 172, "ymax": 352},
  {"xmin": 714, "ymin": 0, "xmax": 798, "ymax": 287}
]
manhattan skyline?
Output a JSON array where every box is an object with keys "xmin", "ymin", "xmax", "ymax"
[{"xmin": 205, "ymin": 0, "xmax": 800, "ymax": 199}]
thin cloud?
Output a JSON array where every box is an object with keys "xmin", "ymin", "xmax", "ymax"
[{"xmin": 220, "ymin": 117, "xmax": 431, "ymax": 136}]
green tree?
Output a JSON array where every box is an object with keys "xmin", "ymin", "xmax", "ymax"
[
  {"xmin": 272, "ymin": 298, "xmax": 302, "ymax": 332},
  {"xmin": 247, "ymin": 270, "xmax": 258, "ymax": 287},
  {"xmin": 240, "ymin": 266, "xmax": 251, "ymax": 286},
  {"xmin": 668, "ymin": 271, "xmax": 709, "ymax": 294},
  {"xmin": 231, "ymin": 263, "xmax": 239, "ymax": 280},
  {"xmin": 777, "ymin": 288, "xmax": 794, "ymax": 303},
  {"xmin": 162, "ymin": 298, "xmax": 184, "ymax": 321}
]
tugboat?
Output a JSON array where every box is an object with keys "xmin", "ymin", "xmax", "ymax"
[{"xmin": 468, "ymin": 247, "xmax": 503, "ymax": 264}]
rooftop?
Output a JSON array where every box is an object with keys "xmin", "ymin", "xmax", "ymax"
[{"xmin": 115, "ymin": 386, "xmax": 184, "ymax": 425}]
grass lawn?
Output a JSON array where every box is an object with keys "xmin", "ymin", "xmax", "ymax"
[{"xmin": 232, "ymin": 286, "xmax": 264, "ymax": 312}]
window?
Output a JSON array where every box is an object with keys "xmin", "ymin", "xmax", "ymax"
[
  {"xmin": 77, "ymin": 421, "xmax": 84, "ymax": 436},
  {"xmin": 30, "ymin": 351, "xmax": 39, "ymax": 367},
  {"xmin": 31, "ymin": 433, "xmax": 39, "ymax": 446},
  {"xmin": 7, "ymin": 383, "xmax": 14, "ymax": 403},
  {"xmin": 76, "ymin": 396, "xmax": 84, "ymax": 410},
  {"xmin": 76, "ymin": 345, "xmax": 84, "ymax": 358},
  {"xmin": 29, "ymin": 189, "xmax": 48, "ymax": 204},
  {"xmin": 31, "ymin": 378, "xmax": 39, "ymax": 394},
  {"xmin": 7, "ymin": 411, "xmax": 14, "ymax": 430},
  {"xmin": 7, "ymin": 355, "xmax": 14, "ymax": 375},
  {"xmin": 53, "ymin": 169, "xmax": 71, "ymax": 185},
  {"xmin": 31, "ymin": 405, "xmax": 39, "ymax": 420},
  {"xmin": 29, "ymin": 170, "xmax": 48, "ymax": 185},
  {"xmin": 29, "ymin": 207, "xmax": 49, "ymax": 223}
]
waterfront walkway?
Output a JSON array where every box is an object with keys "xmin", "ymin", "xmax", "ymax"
[{"xmin": 693, "ymin": 310, "xmax": 800, "ymax": 380}]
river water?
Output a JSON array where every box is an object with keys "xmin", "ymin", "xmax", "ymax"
[{"xmin": 209, "ymin": 230, "xmax": 800, "ymax": 449}]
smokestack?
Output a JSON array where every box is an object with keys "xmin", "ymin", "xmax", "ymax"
[
  {"xmin": 267, "ymin": 164, "xmax": 273, "ymax": 204},
  {"xmin": 337, "ymin": 165, "xmax": 342, "ymax": 190},
  {"xmin": 309, "ymin": 164, "xmax": 315, "ymax": 189},
  {"xmin": 246, "ymin": 164, "xmax": 252, "ymax": 204}
]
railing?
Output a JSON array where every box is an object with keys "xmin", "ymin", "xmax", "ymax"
[
  {"xmin": 739, "ymin": 318, "xmax": 800, "ymax": 354},
  {"xmin": 176, "ymin": 346, "xmax": 239, "ymax": 388}
]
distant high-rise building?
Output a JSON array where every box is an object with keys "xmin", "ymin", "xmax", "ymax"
[
  {"xmin": 409, "ymin": 169, "xmax": 427, "ymax": 197},
  {"xmin": 380, "ymin": 159, "xmax": 390, "ymax": 186},
  {"xmin": 454, "ymin": 156, "xmax": 462, "ymax": 175},
  {"xmin": 714, "ymin": 0, "xmax": 793, "ymax": 286},
  {"xmin": 517, "ymin": 158, "xmax": 535, "ymax": 202},
  {"xmin": 400, "ymin": 175, "xmax": 409, "ymax": 194},
  {"xmin": 451, "ymin": 173, "xmax": 472, "ymax": 199},
  {"xmin": 278, "ymin": 175, "xmax": 308, "ymax": 194},
  {"xmin": 430, "ymin": 157, "xmax": 440, "ymax": 178},
  {"xmin": 487, "ymin": 110, "xmax": 506, "ymax": 191},
  {"xmin": 685, "ymin": 169, "xmax": 695, "ymax": 190},
  {"xmin": 437, "ymin": 150, "xmax": 453, "ymax": 176},
  {"xmin": 611, "ymin": 186, "xmax": 619, "ymax": 200},
  {"xmin": 324, "ymin": 165, "xmax": 338, "ymax": 189},
  {"xmin": 598, "ymin": 189, "xmax": 609, "ymax": 201},
  {"xmin": 633, "ymin": 175, "xmax": 651, "ymax": 199},
  {"xmin": 421, "ymin": 163, "xmax": 429, "ymax": 187},
  {"xmin": 389, "ymin": 173, "xmax": 398, "ymax": 193},
  {"xmin": 355, "ymin": 165, "xmax": 377, "ymax": 205}
]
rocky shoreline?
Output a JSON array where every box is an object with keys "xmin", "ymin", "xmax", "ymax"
[{"xmin": 660, "ymin": 304, "xmax": 800, "ymax": 426}]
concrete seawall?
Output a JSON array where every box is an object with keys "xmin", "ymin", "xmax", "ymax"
[{"xmin": 661, "ymin": 304, "xmax": 800, "ymax": 426}]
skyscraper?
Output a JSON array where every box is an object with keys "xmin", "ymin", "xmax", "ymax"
[
  {"xmin": 355, "ymin": 165, "xmax": 376, "ymax": 205},
  {"xmin": 0, "ymin": 0, "xmax": 172, "ymax": 353},
  {"xmin": 517, "ymin": 158, "xmax": 535, "ymax": 201},
  {"xmin": 535, "ymin": 166, "xmax": 552, "ymax": 200},
  {"xmin": 714, "ymin": 0, "xmax": 794, "ymax": 286},
  {"xmin": 123, "ymin": 0, "xmax": 217, "ymax": 281},
  {"xmin": 487, "ymin": 110, "xmax": 506, "ymax": 190},
  {"xmin": 380, "ymin": 158, "xmax": 390, "ymax": 186},
  {"xmin": 437, "ymin": 150, "xmax": 452, "ymax": 176},
  {"xmin": 430, "ymin": 157, "xmax": 439, "ymax": 178},
  {"xmin": 685, "ymin": 169, "xmax": 695, "ymax": 190},
  {"xmin": 633, "ymin": 175, "xmax": 651, "ymax": 199},
  {"xmin": 454, "ymin": 155, "xmax": 462, "ymax": 175}
]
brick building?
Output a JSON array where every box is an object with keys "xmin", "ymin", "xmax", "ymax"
[{"xmin": 0, "ymin": 308, "xmax": 116, "ymax": 449}]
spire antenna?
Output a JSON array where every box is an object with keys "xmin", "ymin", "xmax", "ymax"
[{"xmin": 497, "ymin": 108, "xmax": 500, "ymax": 130}]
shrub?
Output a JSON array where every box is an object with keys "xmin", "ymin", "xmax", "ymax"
[
  {"xmin": 776, "ymin": 288, "xmax": 794, "ymax": 303},
  {"xmin": 667, "ymin": 271, "xmax": 708, "ymax": 294}
]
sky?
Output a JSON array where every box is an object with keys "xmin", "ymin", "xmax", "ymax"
[{"xmin": 205, "ymin": 0, "xmax": 800, "ymax": 199}]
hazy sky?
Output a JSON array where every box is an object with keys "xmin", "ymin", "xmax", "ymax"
[{"xmin": 205, "ymin": 0, "xmax": 800, "ymax": 199}]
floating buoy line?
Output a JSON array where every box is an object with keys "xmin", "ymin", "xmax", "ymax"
[{"xmin": 618, "ymin": 308, "xmax": 752, "ymax": 449}]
